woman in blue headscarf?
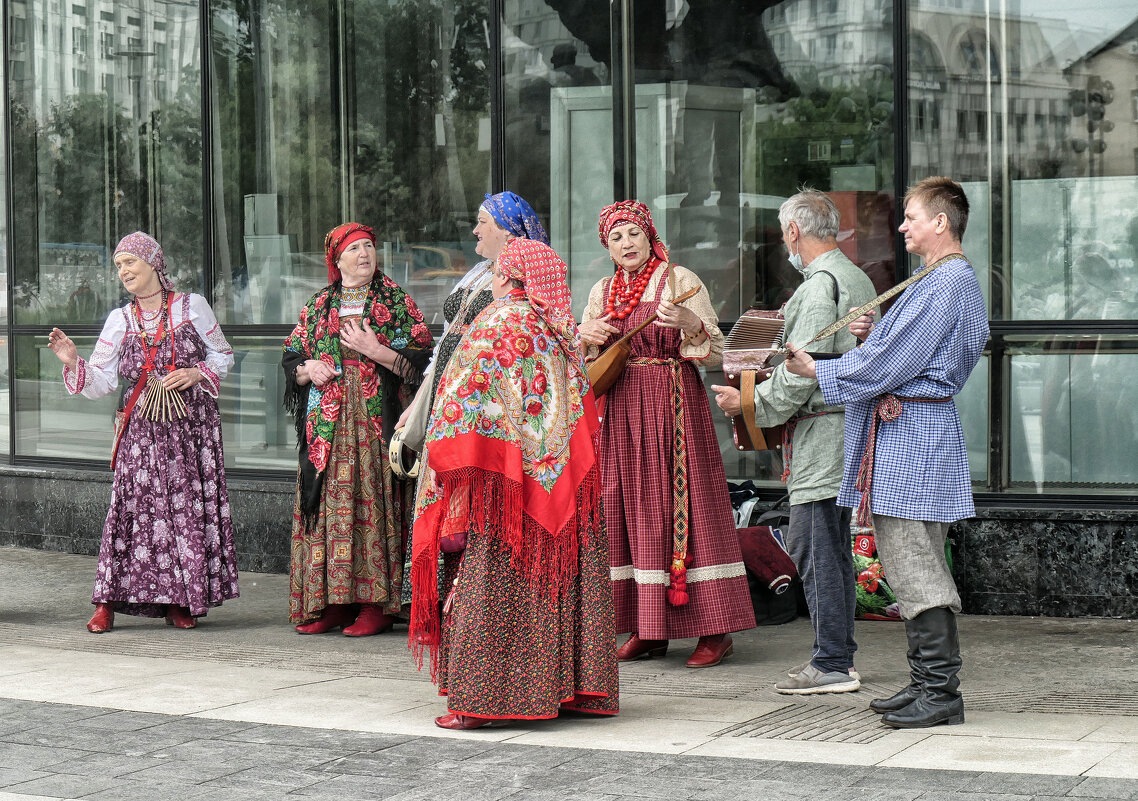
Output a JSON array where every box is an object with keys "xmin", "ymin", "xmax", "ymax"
[{"xmin": 396, "ymin": 191, "xmax": 549, "ymax": 604}]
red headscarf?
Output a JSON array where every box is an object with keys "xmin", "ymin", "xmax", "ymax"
[
  {"xmin": 597, "ymin": 199, "xmax": 669, "ymax": 264},
  {"xmin": 496, "ymin": 239, "xmax": 579, "ymax": 356},
  {"xmin": 323, "ymin": 222, "xmax": 376, "ymax": 284}
]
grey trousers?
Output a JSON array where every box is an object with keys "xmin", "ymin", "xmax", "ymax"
[{"xmin": 872, "ymin": 514, "xmax": 962, "ymax": 620}]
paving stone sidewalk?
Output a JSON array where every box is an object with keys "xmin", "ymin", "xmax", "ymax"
[
  {"xmin": 4, "ymin": 546, "xmax": 1138, "ymax": 800},
  {"xmin": 3, "ymin": 698, "xmax": 1138, "ymax": 801}
]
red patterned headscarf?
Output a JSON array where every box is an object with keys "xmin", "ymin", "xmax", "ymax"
[
  {"xmin": 497, "ymin": 239, "xmax": 579, "ymax": 355},
  {"xmin": 597, "ymin": 199, "xmax": 669, "ymax": 264},
  {"xmin": 114, "ymin": 231, "xmax": 174, "ymax": 291},
  {"xmin": 323, "ymin": 222, "xmax": 376, "ymax": 284}
]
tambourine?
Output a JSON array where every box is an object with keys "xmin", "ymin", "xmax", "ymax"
[{"xmin": 389, "ymin": 428, "xmax": 421, "ymax": 479}]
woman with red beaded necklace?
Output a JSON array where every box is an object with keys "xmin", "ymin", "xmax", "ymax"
[
  {"xmin": 579, "ymin": 200, "xmax": 755, "ymax": 668},
  {"xmin": 47, "ymin": 231, "xmax": 239, "ymax": 634}
]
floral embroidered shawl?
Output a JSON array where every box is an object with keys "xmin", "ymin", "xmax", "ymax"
[
  {"xmin": 282, "ymin": 274, "xmax": 432, "ymax": 512},
  {"xmin": 408, "ymin": 292, "xmax": 601, "ymax": 676}
]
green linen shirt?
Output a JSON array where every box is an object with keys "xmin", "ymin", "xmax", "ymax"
[{"xmin": 750, "ymin": 248, "xmax": 878, "ymax": 505}]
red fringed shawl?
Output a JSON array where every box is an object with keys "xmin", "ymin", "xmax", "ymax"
[{"xmin": 408, "ymin": 292, "xmax": 601, "ymax": 678}]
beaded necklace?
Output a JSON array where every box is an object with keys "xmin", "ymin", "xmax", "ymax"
[
  {"xmin": 130, "ymin": 291, "xmax": 187, "ymax": 422},
  {"xmin": 604, "ymin": 256, "xmax": 662, "ymax": 319},
  {"xmin": 132, "ymin": 291, "xmax": 170, "ymax": 350}
]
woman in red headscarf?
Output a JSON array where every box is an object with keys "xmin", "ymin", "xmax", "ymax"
[
  {"xmin": 579, "ymin": 200, "xmax": 755, "ymax": 668},
  {"xmin": 409, "ymin": 238, "xmax": 618, "ymax": 730},
  {"xmin": 282, "ymin": 223, "xmax": 433, "ymax": 635}
]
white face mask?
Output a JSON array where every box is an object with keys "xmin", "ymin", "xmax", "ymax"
[{"xmin": 787, "ymin": 241, "xmax": 805, "ymax": 275}]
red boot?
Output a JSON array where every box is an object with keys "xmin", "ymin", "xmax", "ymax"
[
  {"xmin": 343, "ymin": 603, "xmax": 394, "ymax": 637},
  {"xmin": 616, "ymin": 634, "xmax": 668, "ymax": 661},
  {"xmin": 86, "ymin": 603, "xmax": 114, "ymax": 634},
  {"xmin": 295, "ymin": 604, "xmax": 355, "ymax": 635},
  {"xmin": 165, "ymin": 605, "xmax": 197, "ymax": 629},
  {"xmin": 686, "ymin": 633, "xmax": 733, "ymax": 668},
  {"xmin": 434, "ymin": 712, "xmax": 509, "ymax": 730}
]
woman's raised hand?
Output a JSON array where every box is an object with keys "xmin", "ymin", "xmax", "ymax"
[
  {"xmin": 579, "ymin": 313, "xmax": 618, "ymax": 347},
  {"xmin": 47, "ymin": 328, "xmax": 79, "ymax": 371}
]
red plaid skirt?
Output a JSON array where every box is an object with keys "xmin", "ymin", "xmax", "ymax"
[{"xmin": 598, "ymin": 288, "xmax": 755, "ymax": 640}]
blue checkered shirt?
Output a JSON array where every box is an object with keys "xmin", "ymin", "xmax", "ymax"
[{"xmin": 815, "ymin": 256, "xmax": 989, "ymax": 523}]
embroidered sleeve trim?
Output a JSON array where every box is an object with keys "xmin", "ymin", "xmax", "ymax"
[
  {"xmin": 203, "ymin": 321, "xmax": 233, "ymax": 355},
  {"xmin": 197, "ymin": 362, "xmax": 221, "ymax": 397},
  {"xmin": 63, "ymin": 359, "xmax": 87, "ymax": 394}
]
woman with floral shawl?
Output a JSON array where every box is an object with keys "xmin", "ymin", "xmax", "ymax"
[
  {"xmin": 409, "ymin": 238, "xmax": 619, "ymax": 730},
  {"xmin": 283, "ymin": 223, "xmax": 433, "ymax": 635},
  {"xmin": 396, "ymin": 191, "xmax": 548, "ymax": 605}
]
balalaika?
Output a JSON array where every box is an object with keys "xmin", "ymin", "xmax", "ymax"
[{"xmin": 722, "ymin": 310, "xmax": 785, "ymax": 451}]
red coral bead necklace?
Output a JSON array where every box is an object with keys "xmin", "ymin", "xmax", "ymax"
[{"xmin": 604, "ymin": 256, "xmax": 661, "ymax": 319}]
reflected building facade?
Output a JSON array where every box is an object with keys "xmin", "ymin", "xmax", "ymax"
[{"xmin": 3, "ymin": 0, "xmax": 1138, "ymax": 615}]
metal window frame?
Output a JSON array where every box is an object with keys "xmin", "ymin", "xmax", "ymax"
[
  {"xmin": 1, "ymin": 0, "xmax": 1137, "ymax": 505},
  {"xmin": 3, "ymin": 0, "xmax": 13, "ymax": 464}
]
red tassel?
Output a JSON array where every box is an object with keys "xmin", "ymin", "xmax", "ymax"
[{"xmin": 667, "ymin": 556, "xmax": 689, "ymax": 607}]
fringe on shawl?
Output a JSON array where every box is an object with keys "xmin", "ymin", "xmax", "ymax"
[{"xmin": 408, "ymin": 463, "xmax": 602, "ymax": 682}]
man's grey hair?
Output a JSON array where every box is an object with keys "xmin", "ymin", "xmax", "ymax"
[{"xmin": 778, "ymin": 189, "xmax": 841, "ymax": 240}]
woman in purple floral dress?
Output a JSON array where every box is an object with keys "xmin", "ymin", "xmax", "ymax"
[{"xmin": 48, "ymin": 232, "xmax": 240, "ymax": 634}]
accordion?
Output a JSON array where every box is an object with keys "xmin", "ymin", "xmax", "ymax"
[{"xmin": 722, "ymin": 309, "xmax": 785, "ymax": 451}]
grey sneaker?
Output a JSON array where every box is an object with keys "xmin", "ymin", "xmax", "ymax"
[
  {"xmin": 787, "ymin": 659, "xmax": 861, "ymax": 682},
  {"xmin": 776, "ymin": 664, "xmax": 861, "ymax": 694}
]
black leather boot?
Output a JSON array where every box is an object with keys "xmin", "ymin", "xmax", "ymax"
[
  {"xmin": 881, "ymin": 607, "xmax": 965, "ymax": 728},
  {"xmin": 870, "ymin": 617, "xmax": 922, "ymax": 713}
]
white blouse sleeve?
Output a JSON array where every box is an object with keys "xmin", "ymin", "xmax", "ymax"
[
  {"xmin": 671, "ymin": 265, "xmax": 724, "ymax": 367},
  {"xmin": 580, "ymin": 278, "xmax": 608, "ymax": 363},
  {"xmin": 188, "ymin": 293, "xmax": 235, "ymax": 398},
  {"xmin": 64, "ymin": 308, "xmax": 128, "ymax": 399}
]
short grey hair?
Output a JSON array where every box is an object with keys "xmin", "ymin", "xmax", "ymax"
[{"xmin": 778, "ymin": 189, "xmax": 841, "ymax": 240}]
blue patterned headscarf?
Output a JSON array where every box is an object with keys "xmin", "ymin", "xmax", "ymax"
[{"xmin": 481, "ymin": 191, "xmax": 550, "ymax": 246}]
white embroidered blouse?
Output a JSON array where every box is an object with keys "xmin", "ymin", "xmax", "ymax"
[
  {"xmin": 62, "ymin": 293, "xmax": 235, "ymax": 399},
  {"xmin": 580, "ymin": 263, "xmax": 725, "ymax": 367}
]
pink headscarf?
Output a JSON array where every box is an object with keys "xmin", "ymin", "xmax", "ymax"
[
  {"xmin": 496, "ymin": 239, "xmax": 579, "ymax": 354},
  {"xmin": 114, "ymin": 232, "xmax": 174, "ymax": 291}
]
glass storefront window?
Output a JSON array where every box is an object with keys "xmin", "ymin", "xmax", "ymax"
[
  {"xmin": 909, "ymin": 1, "xmax": 1138, "ymax": 494},
  {"xmin": 210, "ymin": 0, "xmax": 491, "ymax": 327},
  {"xmin": 7, "ymin": 0, "xmax": 204, "ymax": 328},
  {"xmin": 1008, "ymin": 338, "xmax": 1138, "ymax": 494},
  {"xmin": 1, "ymin": 12, "xmax": 7, "ymax": 458},
  {"xmin": 1011, "ymin": 178, "xmax": 1138, "ymax": 321},
  {"xmin": 622, "ymin": 0, "xmax": 897, "ymax": 328},
  {"xmin": 14, "ymin": 335, "xmax": 116, "ymax": 460},
  {"xmin": 609, "ymin": 0, "xmax": 897, "ymax": 482},
  {"xmin": 502, "ymin": 2, "xmax": 610, "ymax": 304},
  {"xmin": 12, "ymin": 333, "xmax": 300, "ymax": 470},
  {"xmin": 218, "ymin": 337, "xmax": 299, "ymax": 472}
]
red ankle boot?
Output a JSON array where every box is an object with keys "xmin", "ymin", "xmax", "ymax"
[
  {"xmin": 295, "ymin": 604, "xmax": 355, "ymax": 634},
  {"xmin": 343, "ymin": 603, "xmax": 394, "ymax": 637},
  {"xmin": 686, "ymin": 633, "xmax": 733, "ymax": 668},
  {"xmin": 616, "ymin": 634, "xmax": 668, "ymax": 661},
  {"xmin": 434, "ymin": 712, "xmax": 509, "ymax": 730},
  {"xmin": 165, "ymin": 605, "xmax": 197, "ymax": 629},
  {"xmin": 87, "ymin": 603, "xmax": 114, "ymax": 634}
]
